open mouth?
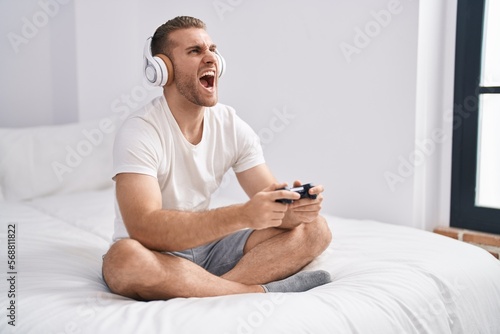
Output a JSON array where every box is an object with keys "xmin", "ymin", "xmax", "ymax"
[{"xmin": 199, "ymin": 70, "xmax": 215, "ymax": 89}]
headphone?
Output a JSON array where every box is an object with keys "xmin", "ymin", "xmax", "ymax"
[{"xmin": 143, "ymin": 37, "xmax": 226, "ymax": 87}]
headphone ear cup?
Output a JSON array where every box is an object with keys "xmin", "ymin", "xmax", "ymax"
[
  {"xmin": 144, "ymin": 57, "xmax": 164, "ymax": 86},
  {"xmin": 143, "ymin": 37, "xmax": 174, "ymax": 87},
  {"xmin": 154, "ymin": 54, "xmax": 174, "ymax": 86},
  {"xmin": 215, "ymin": 50, "xmax": 226, "ymax": 79},
  {"xmin": 144, "ymin": 38, "xmax": 162, "ymax": 86}
]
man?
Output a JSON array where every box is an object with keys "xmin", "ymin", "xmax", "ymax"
[{"xmin": 102, "ymin": 16, "xmax": 332, "ymax": 301}]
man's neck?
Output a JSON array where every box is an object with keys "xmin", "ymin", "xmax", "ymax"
[{"xmin": 164, "ymin": 91, "xmax": 205, "ymax": 145}]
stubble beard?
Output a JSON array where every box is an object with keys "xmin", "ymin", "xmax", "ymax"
[{"xmin": 175, "ymin": 71, "xmax": 218, "ymax": 107}]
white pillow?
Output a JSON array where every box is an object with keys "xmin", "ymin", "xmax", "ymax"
[{"xmin": 0, "ymin": 117, "xmax": 118, "ymax": 201}]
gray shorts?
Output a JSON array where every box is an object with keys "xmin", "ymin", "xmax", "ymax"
[{"xmin": 167, "ymin": 229, "xmax": 254, "ymax": 276}]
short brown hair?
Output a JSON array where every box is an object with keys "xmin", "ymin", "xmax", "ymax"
[{"xmin": 151, "ymin": 16, "xmax": 206, "ymax": 56}]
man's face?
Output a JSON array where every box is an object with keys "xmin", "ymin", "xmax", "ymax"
[{"xmin": 168, "ymin": 28, "xmax": 219, "ymax": 107}]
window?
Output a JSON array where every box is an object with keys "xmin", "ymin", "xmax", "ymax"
[{"xmin": 451, "ymin": 0, "xmax": 500, "ymax": 234}]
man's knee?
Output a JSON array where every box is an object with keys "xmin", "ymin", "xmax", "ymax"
[
  {"xmin": 301, "ymin": 216, "xmax": 332, "ymax": 254},
  {"xmin": 102, "ymin": 239, "xmax": 154, "ymax": 298}
]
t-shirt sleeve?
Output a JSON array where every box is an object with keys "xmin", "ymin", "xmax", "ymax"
[
  {"xmin": 232, "ymin": 116, "xmax": 265, "ymax": 173},
  {"xmin": 112, "ymin": 117, "xmax": 161, "ymax": 180}
]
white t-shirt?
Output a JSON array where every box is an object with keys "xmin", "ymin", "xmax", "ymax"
[{"xmin": 112, "ymin": 95, "xmax": 264, "ymax": 241}]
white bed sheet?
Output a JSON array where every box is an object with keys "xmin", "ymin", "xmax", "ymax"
[{"xmin": 1, "ymin": 187, "xmax": 500, "ymax": 334}]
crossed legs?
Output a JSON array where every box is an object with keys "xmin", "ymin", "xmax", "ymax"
[{"xmin": 102, "ymin": 216, "xmax": 332, "ymax": 300}]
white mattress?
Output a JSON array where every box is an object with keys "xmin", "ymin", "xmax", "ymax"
[{"xmin": 1, "ymin": 187, "xmax": 500, "ymax": 333}]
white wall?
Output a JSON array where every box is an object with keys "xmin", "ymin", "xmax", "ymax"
[
  {"xmin": 209, "ymin": 0, "xmax": 421, "ymax": 227},
  {"xmin": 0, "ymin": 0, "xmax": 458, "ymax": 230},
  {"xmin": 0, "ymin": 0, "xmax": 78, "ymax": 126}
]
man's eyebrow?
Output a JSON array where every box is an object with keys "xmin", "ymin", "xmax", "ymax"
[{"xmin": 185, "ymin": 44, "xmax": 217, "ymax": 51}]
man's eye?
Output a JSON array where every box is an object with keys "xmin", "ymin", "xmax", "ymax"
[{"xmin": 189, "ymin": 49, "xmax": 200, "ymax": 54}]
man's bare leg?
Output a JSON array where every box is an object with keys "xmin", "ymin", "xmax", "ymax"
[
  {"xmin": 102, "ymin": 239, "xmax": 263, "ymax": 300},
  {"xmin": 221, "ymin": 216, "xmax": 332, "ymax": 286},
  {"xmin": 103, "ymin": 216, "xmax": 331, "ymax": 300}
]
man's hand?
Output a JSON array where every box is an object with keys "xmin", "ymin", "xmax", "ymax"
[
  {"xmin": 281, "ymin": 180, "xmax": 324, "ymax": 229},
  {"xmin": 241, "ymin": 183, "xmax": 300, "ymax": 230}
]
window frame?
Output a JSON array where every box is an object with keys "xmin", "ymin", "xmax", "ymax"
[{"xmin": 451, "ymin": 0, "xmax": 500, "ymax": 234}]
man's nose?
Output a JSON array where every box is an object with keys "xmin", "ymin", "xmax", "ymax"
[{"xmin": 203, "ymin": 50, "xmax": 217, "ymax": 64}]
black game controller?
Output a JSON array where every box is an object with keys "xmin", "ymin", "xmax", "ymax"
[{"xmin": 275, "ymin": 183, "xmax": 317, "ymax": 204}]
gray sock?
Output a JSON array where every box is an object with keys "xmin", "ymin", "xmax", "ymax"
[{"xmin": 262, "ymin": 270, "xmax": 331, "ymax": 293}]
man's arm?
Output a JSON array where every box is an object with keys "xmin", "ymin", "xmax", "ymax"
[
  {"xmin": 235, "ymin": 164, "xmax": 277, "ymax": 198},
  {"xmin": 116, "ymin": 172, "xmax": 299, "ymax": 252}
]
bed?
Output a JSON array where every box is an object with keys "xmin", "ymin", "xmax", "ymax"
[{"xmin": 1, "ymin": 119, "xmax": 500, "ymax": 334}]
